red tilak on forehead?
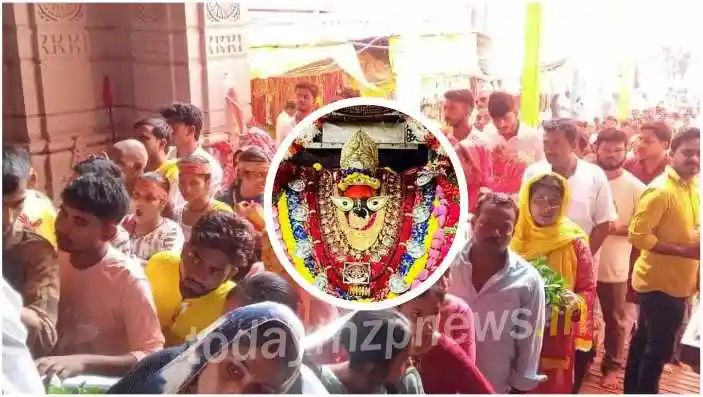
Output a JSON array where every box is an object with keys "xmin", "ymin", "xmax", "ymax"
[
  {"xmin": 178, "ymin": 162, "xmax": 211, "ymax": 175},
  {"xmin": 134, "ymin": 179, "xmax": 168, "ymax": 201},
  {"xmin": 344, "ymin": 185, "xmax": 374, "ymax": 199}
]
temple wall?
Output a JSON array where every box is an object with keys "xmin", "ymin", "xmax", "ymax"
[{"xmin": 2, "ymin": 2, "xmax": 250, "ymax": 200}]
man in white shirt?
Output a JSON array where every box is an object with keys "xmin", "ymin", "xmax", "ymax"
[
  {"xmin": 523, "ymin": 118, "xmax": 617, "ymax": 252},
  {"xmin": 2, "ymin": 277, "xmax": 45, "ymax": 394},
  {"xmin": 449, "ymin": 192, "xmax": 546, "ymax": 393},
  {"xmin": 522, "ymin": 118, "xmax": 617, "ymax": 392},
  {"xmin": 479, "ymin": 92, "xmax": 545, "ymax": 165},
  {"xmin": 160, "ymin": 102, "xmax": 223, "ymax": 208},
  {"xmin": 593, "ymin": 128, "xmax": 646, "ymax": 387},
  {"xmin": 275, "ymin": 100, "xmax": 296, "ymax": 144},
  {"xmin": 277, "ymin": 82, "xmax": 319, "ymax": 145}
]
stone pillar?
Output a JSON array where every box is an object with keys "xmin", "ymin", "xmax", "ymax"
[
  {"xmin": 128, "ymin": 3, "xmax": 192, "ymax": 122},
  {"xmin": 185, "ymin": 2, "xmax": 251, "ymax": 145},
  {"xmin": 2, "ymin": 3, "xmax": 130, "ymax": 198},
  {"xmin": 2, "ymin": 3, "xmax": 251, "ymax": 200}
]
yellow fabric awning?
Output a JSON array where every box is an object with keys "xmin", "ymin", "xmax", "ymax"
[{"xmin": 249, "ymin": 44, "xmax": 381, "ymax": 92}]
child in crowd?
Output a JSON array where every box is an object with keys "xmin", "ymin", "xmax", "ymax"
[
  {"xmin": 174, "ymin": 154, "xmax": 232, "ymax": 240},
  {"xmin": 224, "ymin": 271, "xmax": 300, "ymax": 314},
  {"xmin": 317, "ymin": 310, "xmax": 424, "ymax": 394},
  {"xmin": 122, "ymin": 172, "xmax": 184, "ymax": 263},
  {"xmin": 399, "ymin": 284, "xmax": 495, "ymax": 394}
]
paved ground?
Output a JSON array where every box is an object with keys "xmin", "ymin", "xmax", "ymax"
[
  {"xmin": 580, "ymin": 299, "xmax": 700, "ymax": 394},
  {"xmin": 579, "ymin": 344, "xmax": 700, "ymax": 394}
]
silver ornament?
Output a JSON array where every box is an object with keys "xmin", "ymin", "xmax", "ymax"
[
  {"xmin": 288, "ymin": 179, "xmax": 306, "ymax": 192},
  {"xmin": 406, "ymin": 240, "xmax": 426, "ymax": 258},
  {"xmin": 389, "ymin": 274, "xmax": 410, "ymax": 294}
]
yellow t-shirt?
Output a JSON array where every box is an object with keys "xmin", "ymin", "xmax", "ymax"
[
  {"xmin": 629, "ymin": 167, "xmax": 700, "ymax": 298},
  {"xmin": 18, "ymin": 190, "xmax": 57, "ymax": 247},
  {"xmin": 156, "ymin": 160, "xmax": 179, "ymax": 185},
  {"xmin": 210, "ymin": 200, "xmax": 234, "ymax": 213},
  {"xmin": 156, "ymin": 160, "xmax": 180, "ymax": 204},
  {"xmin": 145, "ymin": 251, "xmax": 235, "ymax": 347}
]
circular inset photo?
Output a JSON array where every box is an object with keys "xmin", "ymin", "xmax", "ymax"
[{"xmin": 264, "ymin": 98, "xmax": 468, "ymax": 311}]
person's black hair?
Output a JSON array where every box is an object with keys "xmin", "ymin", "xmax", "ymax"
[
  {"xmin": 190, "ymin": 211, "xmax": 256, "ymax": 281},
  {"xmin": 339, "ymin": 310, "xmax": 412, "ymax": 374},
  {"xmin": 640, "ymin": 121, "xmax": 672, "ymax": 147},
  {"xmin": 670, "ymin": 127, "xmax": 700, "ymax": 153},
  {"xmin": 444, "ymin": 89, "xmax": 475, "ymax": 108},
  {"xmin": 159, "ymin": 102, "xmax": 204, "ymax": 139},
  {"xmin": 595, "ymin": 127, "xmax": 628, "ymax": 146},
  {"xmin": 138, "ymin": 171, "xmax": 170, "ymax": 193},
  {"xmin": 529, "ymin": 174, "xmax": 565, "ymax": 199},
  {"xmin": 61, "ymin": 174, "xmax": 130, "ymax": 223},
  {"xmin": 541, "ymin": 118, "xmax": 580, "ymax": 144},
  {"xmin": 229, "ymin": 272, "xmax": 300, "ymax": 313},
  {"xmin": 474, "ymin": 191, "xmax": 518, "ymax": 219},
  {"xmin": 238, "ymin": 146, "xmax": 270, "ymax": 163},
  {"xmin": 294, "ymin": 82, "xmax": 319, "ymax": 98},
  {"xmin": 418, "ymin": 283, "xmax": 447, "ymax": 303},
  {"xmin": 134, "ymin": 117, "xmax": 173, "ymax": 141},
  {"xmin": 73, "ymin": 157, "xmax": 123, "ymax": 179},
  {"xmin": 487, "ymin": 92, "xmax": 517, "ymax": 119},
  {"xmin": 2, "ymin": 146, "xmax": 31, "ymax": 195}
]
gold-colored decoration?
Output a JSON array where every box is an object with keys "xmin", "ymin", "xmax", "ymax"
[
  {"xmin": 336, "ymin": 206, "xmax": 386, "ymax": 251},
  {"xmin": 338, "ymin": 172, "xmax": 381, "ymax": 191},
  {"xmin": 342, "ymin": 262, "xmax": 371, "ymax": 285},
  {"xmin": 340, "ymin": 129, "xmax": 379, "ymax": 171},
  {"xmin": 348, "ymin": 285, "xmax": 371, "ymax": 297},
  {"xmin": 318, "ymin": 170, "xmax": 403, "ymax": 260}
]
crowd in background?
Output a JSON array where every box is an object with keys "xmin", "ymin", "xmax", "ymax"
[{"xmin": 2, "ymin": 80, "xmax": 700, "ymax": 394}]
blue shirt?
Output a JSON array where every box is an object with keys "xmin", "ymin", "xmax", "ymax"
[{"xmin": 448, "ymin": 240, "xmax": 546, "ymax": 393}]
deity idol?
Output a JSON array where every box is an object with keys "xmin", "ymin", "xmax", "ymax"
[{"xmin": 273, "ymin": 113, "xmax": 461, "ymax": 302}]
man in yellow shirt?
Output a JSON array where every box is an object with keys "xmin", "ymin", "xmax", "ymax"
[
  {"xmin": 145, "ymin": 211, "xmax": 256, "ymax": 346},
  {"xmin": 625, "ymin": 127, "xmax": 700, "ymax": 394}
]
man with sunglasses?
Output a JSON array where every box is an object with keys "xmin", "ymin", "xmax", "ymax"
[{"xmin": 522, "ymin": 118, "xmax": 618, "ymax": 393}]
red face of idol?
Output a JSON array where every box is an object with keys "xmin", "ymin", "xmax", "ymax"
[{"xmin": 333, "ymin": 185, "xmax": 388, "ymax": 231}]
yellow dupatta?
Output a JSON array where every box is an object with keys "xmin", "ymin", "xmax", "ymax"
[
  {"xmin": 510, "ymin": 173, "xmax": 587, "ymax": 288},
  {"xmin": 510, "ymin": 172, "xmax": 593, "ymax": 351}
]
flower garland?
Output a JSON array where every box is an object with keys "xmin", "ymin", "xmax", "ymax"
[
  {"xmin": 275, "ymin": 126, "xmax": 460, "ymax": 301},
  {"xmin": 276, "ymin": 164, "xmax": 461, "ymax": 301},
  {"xmin": 276, "ymin": 193, "xmax": 315, "ymax": 284}
]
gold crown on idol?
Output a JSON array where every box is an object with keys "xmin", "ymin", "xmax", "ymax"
[{"xmin": 340, "ymin": 129, "xmax": 379, "ymax": 172}]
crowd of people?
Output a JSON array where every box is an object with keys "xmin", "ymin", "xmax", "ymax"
[{"xmin": 2, "ymin": 80, "xmax": 700, "ymax": 395}]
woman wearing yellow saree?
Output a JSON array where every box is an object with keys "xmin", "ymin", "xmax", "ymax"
[{"xmin": 511, "ymin": 173, "xmax": 597, "ymax": 394}]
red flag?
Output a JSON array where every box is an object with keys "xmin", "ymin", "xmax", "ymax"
[{"xmin": 102, "ymin": 76, "xmax": 113, "ymax": 108}]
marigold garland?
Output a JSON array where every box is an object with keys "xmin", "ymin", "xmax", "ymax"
[{"xmin": 277, "ymin": 194, "xmax": 314, "ymax": 284}]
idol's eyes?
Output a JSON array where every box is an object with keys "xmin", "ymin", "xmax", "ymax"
[
  {"xmin": 331, "ymin": 197, "xmax": 354, "ymax": 212},
  {"xmin": 366, "ymin": 196, "xmax": 389, "ymax": 212}
]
